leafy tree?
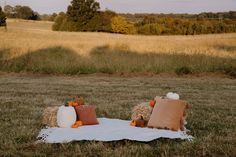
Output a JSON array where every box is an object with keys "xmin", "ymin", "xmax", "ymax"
[
  {"xmin": 0, "ymin": 6, "xmax": 6, "ymax": 27},
  {"xmin": 66, "ymin": 0, "xmax": 100, "ymax": 30},
  {"xmin": 85, "ymin": 10, "xmax": 117, "ymax": 32},
  {"xmin": 50, "ymin": 13, "xmax": 58, "ymax": 21},
  {"xmin": 53, "ymin": 1, "xmax": 117, "ymax": 32},
  {"xmin": 40, "ymin": 14, "xmax": 51, "ymax": 21},
  {"xmin": 3, "ymin": 5, "xmax": 39, "ymax": 20},
  {"xmin": 41, "ymin": 13, "xmax": 57, "ymax": 21},
  {"xmin": 52, "ymin": 13, "xmax": 66, "ymax": 31},
  {"xmin": 14, "ymin": 5, "xmax": 34, "ymax": 19},
  {"xmin": 52, "ymin": 12, "xmax": 76, "ymax": 31},
  {"xmin": 111, "ymin": 16, "xmax": 135, "ymax": 34},
  {"xmin": 4, "ymin": 5, "xmax": 14, "ymax": 18}
]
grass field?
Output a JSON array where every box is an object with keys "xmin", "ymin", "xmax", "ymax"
[
  {"xmin": 0, "ymin": 73, "xmax": 235, "ymax": 156},
  {"xmin": 0, "ymin": 19, "xmax": 235, "ymax": 76}
]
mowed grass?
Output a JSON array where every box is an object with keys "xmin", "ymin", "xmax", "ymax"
[
  {"xmin": 0, "ymin": 73, "xmax": 235, "ymax": 156},
  {"xmin": 0, "ymin": 19, "xmax": 235, "ymax": 76}
]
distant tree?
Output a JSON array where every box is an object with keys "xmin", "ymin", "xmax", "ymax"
[
  {"xmin": 66, "ymin": 0, "xmax": 100, "ymax": 30},
  {"xmin": 14, "ymin": 5, "xmax": 33, "ymax": 19},
  {"xmin": 4, "ymin": 5, "xmax": 14, "ymax": 18},
  {"xmin": 0, "ymin": 6, "xmax": 7, "ymax": 27},
  {"xmin": 40, "ymin": 14, "xmax": 50, "ymax": 21},
  {"xmin": 52, "ymin": 13, "xmax": 67, "ymax": 31},
  {"xmin": 141, "ymin": 16, "xmax": 157, "ymax": 25},
  {"xmin": 50, "ymin": 13, "xmax": 57, "ymax": 21},
  {"xmin": 85, "ymin": 10, "xmax": 117, "ymax": 32},
  {"xmin": 42, "ymin": 13, "xmax": 58, "ymax": 21},
  {"xmin": 3, "ymin": 5, "xmax": 39, "ymax": 20},
  {"xmin": 31, "ymin": 12, "xmax": 40, "ymax": 20},
  {"xmin": 228, "ymin": 11, "xmax": 236, "ymax": 19},
  {"xmin": 52, "ymin": 12, "xmax": 75, "ymax": 31},
  {"xmin": 111, "ymin": 16, "xmax": 136, "ymax": 34},
  {"xmin": 137, "ymin": 23, "xmax": 163, "ymax": 35}
]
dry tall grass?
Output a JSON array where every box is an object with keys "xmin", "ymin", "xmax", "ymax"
[{"xmin": 0, "ymin": 19, "xmax": 235, "ymax": 75}]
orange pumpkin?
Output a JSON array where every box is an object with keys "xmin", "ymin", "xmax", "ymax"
[
  {"xmin": 136, "ymin": 119, "xmax": 146, "ymax": 127},
  {"xmin": 68, "ymin": 101, "xmax": 79, "ymax": 107},
  {"xmin": 68, "ymin": 101, "xmax": 74, "ymax": 106},
  {"xmin": 71, "ymin": 121, "xmax": 83, "ymax": 128},
  {"xmin": 72, "ymin": 102, "xmax": 79, "ymax": 107},
  {"xmin": 130, "ymin": 120, "xmax": 136, "ymax": 126},
  {"xmin": 150, "ymin": 100, "xmax": 156, "ymax": 108}
]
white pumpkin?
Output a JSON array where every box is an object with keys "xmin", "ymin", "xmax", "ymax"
[
  {"xmin": 57, "ymin": 106, "xmax": 76, "ymax": 128},
  {"xmin": 166, "ymin": 92, "xmax": 180, "ymax": 100}
]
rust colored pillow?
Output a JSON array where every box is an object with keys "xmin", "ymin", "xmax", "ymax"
[
  {"xmin": 147, "ymin": 98, "xmax": 188, "ymax": 131},
  {"xmin": 74, "ymin": 105, "xmax": 99, "ymax": 125}
]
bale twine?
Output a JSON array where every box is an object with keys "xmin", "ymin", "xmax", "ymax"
[
  {"xmin": 131, "ymin": 102, "xmax": 152, "ymax": 121},
  {"xmin": 42, "ymin": 106, "xmax": 59, "ymax": 127}
]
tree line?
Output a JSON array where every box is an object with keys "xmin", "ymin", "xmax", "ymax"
[
  {"xmin": 52, "ymin": 0, "xmax": 236, "ymax": 35},
  {"xmin": 120, "ymin": 11, "xmax": 236, "ymax": 22},
  {"xmin": 135, "ymin": 16, "xmax": 236, "ymax": 35},
  {"xmin": 3, "ymin": 4, "xmax": 59, "ymax": 21},
  {"xmin": 3, "ymin": 5, "xmax": 40, "ymax": 20}
]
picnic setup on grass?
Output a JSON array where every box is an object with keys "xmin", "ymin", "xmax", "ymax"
[{"xmin": 38, "ymin": 92, "xmax": 193, "ymax": 143}]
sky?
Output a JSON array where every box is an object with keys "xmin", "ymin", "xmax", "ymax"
[{"xmin": 1, "ymin": 0, "xmax": 236, "ymax": 14}]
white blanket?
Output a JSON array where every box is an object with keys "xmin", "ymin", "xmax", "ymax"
[{"xmin": 37, "ymin": 118, "xmax": 193, "ymax": 143}]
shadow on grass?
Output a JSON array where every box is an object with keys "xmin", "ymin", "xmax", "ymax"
[
  {"xmin": 0, "ymin": 45, "xmax": 235, "ymax": 76},
  {"xmin": 0, "ymin": 48, "xmax": 11, "ymax": 58},
  {"xmin": 0, "ymin": 47, "xmax": 93, "ymax": 74}
]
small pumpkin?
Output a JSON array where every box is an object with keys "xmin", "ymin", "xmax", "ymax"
[
  {"xmin": 136, "ymin": 116, "xmax": 147, "ymax": 127},
  {"xmin": 150, "ymin": 100, "xmax": 156, "ymax": 108},
  {"xmin": 71, "ymin": 121, "xmax": 83, "ymax": 128},
  {"xmin": 130, "ymin": 120, "xmax": 136, "ymax": 126},
  {"xmin": 72, "ymin": 102, "xmax": 79, "ymax": 106},
  {"xmin": 68, "ymin": 96, "xmax": 85, "ymax": 107},
  {"xmin": 135, "ymin": 119, "xmax": 146, "ymax": 127},
  {"xmin": 68, "ymin": 101, "xmax": 73, "ymax": 106},
  {"xmin": 68, "ymin": 101, "xmax": 79, "ymax": 107}
]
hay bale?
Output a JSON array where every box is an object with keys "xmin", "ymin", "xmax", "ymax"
[
  {"xmin": 131, "ymin": 102, "xmax": 152, "ymax": 121},
  {"xmin": 42, "ymin": 106, "xmax": 59, "ymax": 127}
]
